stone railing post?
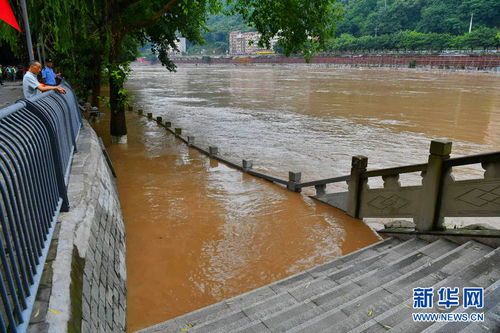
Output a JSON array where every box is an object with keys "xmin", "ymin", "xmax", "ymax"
[
  {"xmin": 415, "ymin": 139, "xmax": 452, "ymax": 231},
  {"xmin": 147, "ymin": 112, "xmax": 152, "ymax": 119},
  {"xmin": 156, "ymin": 116, "xmax": 162, "ymax": 124},
  {"xmin": 187, "ymin": 136, "xmax": 195, "ymax": 146},
  {"xmin": 242, "ymin": 160, "xmax": 253, "ymax": 172},
  {"xmin": 165, "ymin": 121, "xmax": 172, "ymax": 128},
  {"xmin": 482, "ymin": 161, "xmax": 500, "ymax": 179},
  {"xmin": 346, "ymin": 155, "xmax": 368, "ymax": 218},
  {"xmin": 174, "ymin": 128, "xmax": 182, "ymax": 136},
  {"xmin": 287, "ymin": 172, "xmax": 301, "ymax": 192},
  {"xmin": 138, "ymin": 109, "xmax": 143, "ymax": 115},
  {"xmin": 83, "ymin": 102, "xmax": 91, "ymax": 112},
  {"xmin": 315, "ymin": 184, "xmax": 326, "ymax": 197},
  {"xmin": 209, "ymin": 146, "xmax": 218, "ymax": 157}
]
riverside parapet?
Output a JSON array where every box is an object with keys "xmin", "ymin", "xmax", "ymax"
[{"xmin": 168, "ymin": 54, "xmax": 500, "ymax": 71}]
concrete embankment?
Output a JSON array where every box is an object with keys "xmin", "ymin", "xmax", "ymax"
[{"xmin": 29, "ymin": 120, "xmax": 127, "ymax": 332}]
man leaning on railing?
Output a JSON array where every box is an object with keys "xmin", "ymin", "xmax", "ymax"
[{"xmin": 22, "ymin": 60, "xmax": 66, "ymax": 99}]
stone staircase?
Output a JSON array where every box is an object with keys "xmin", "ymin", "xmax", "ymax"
[{"xmin": 138, "ymin": 237, "xmax": 500, "ymax": 333}]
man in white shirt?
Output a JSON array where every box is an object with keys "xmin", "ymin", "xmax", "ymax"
[{"xmin": 23, "ymin": 61, "xmax": 66, "ymax": 99}]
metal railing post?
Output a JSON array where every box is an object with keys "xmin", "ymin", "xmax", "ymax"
[
  {"xmin": 0, "ymin": 84, "xmax": 81, "ymax": 330},
  {"xmin": 23, "ymin": 100, "xmax": 70, "ymax": 211}
]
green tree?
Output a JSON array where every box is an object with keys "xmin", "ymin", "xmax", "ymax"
[
  {"xmin": 356, "ymin": 35, "xmax": 376, "ymax": 51},
  {"xmin": 394, "ymin": 31, "xmax": 424, "ymax": 51},
  {"xmin": 332, "ymin": 33, "xmax": 357, "ymax": 51},
  {"xmin": 376, "ymin": 34, "xmax": 396, "ymax": 50},
  {"xmin": 459, "ymin": 0, "xmax": 500, "ymax": 30},
  {"xmin": 423, "ymin": 33, "xmax": 452, "ymax": 51},
  {"xmin": 417, "ymin": 3, "xmax": 464, "ymax": 34},
  {"xmin": 454, "ymin": 26, "xmax": 499, "ymax": 50}
]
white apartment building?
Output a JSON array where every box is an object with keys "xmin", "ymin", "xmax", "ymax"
[{"xmin": 229, "ymin": 31, "xmax": 279, "ymax": 55}]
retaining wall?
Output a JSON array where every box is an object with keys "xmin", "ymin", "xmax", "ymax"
[
  {"xmin": 29, "ymin": 120, "xmax": 126, "ymax": 332},
  {"xmin": 172, "ymin": 55, "xmax": 500, "ymax": 70}
]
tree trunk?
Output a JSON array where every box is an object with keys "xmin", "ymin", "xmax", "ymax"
[
  {"xmin": 109, "ymin": 26, "xmax": 127, "ymax": 139},
  {"xmin": 91, "ymin": 54, "xmax": 102, "ymax": 106},
  {"xmin": 109, "ymin": 69, "xmax": 127, "ymax": 137}
]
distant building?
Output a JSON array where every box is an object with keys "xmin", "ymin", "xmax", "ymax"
[
  {"xmin": 168, "ymin": 37, "xmax": 186, "ymax": 55},
  {"xmin": 229, "ymin": 31, "xmax": 279, "ymax": 55}
]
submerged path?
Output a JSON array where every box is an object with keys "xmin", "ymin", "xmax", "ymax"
[{"xmin": 91, "ymin": 111, "xmax": 379, "ymax": 332}]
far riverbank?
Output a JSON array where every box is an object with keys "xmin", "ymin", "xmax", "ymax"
[{"xmin": 161, "ymin": 54, "xmax": 500, "ymax": 72}]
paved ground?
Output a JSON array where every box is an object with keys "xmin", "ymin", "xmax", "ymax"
[{"xmin": 0, "ymin": 80, "xmax": 23, "ymax": 108}]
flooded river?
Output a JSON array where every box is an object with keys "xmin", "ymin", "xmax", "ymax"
[
  {"xmin": 95, "ymin": 65, "xmax": 500, "ymax": 331},
  {"xmin": 129, "ymin": 66, "xmax": 499, "ymax": 177}
]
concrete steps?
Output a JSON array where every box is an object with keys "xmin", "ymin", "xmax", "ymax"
[
  {"xmin": 287, "ymin": 241, "xmax": 493, "ymax": 333},
  {"xmin": 138, "ymin": 237, "xmax": 499, "ymax": 333},
  {"xmin": 348, "ymin": 247, "xmax": 500, "ymax": 333}
]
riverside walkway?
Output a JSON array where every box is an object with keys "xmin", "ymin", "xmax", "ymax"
[
  {"xmin": 1, "ymin": 83, "xmax": 127, "ymax": 333},
  {"xmin": 0, "ymin": 81, "xmax": 22, "ymax": 108}
]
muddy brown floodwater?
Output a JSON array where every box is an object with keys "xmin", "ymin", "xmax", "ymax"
[{"xmin": 93, "ymin": 65, "xmax": 500, "ymax": 332}]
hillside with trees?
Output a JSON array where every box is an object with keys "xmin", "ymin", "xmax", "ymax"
[
  {"xmin": 186, "ymin": 0, "xmax": 499, "ymax": 54},
  {"xmin": 336, "ymin": 0, "xmax": 498, "ymax": 36}
]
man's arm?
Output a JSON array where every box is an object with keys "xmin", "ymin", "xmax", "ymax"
[{"xmin": 36, "ymin": 84, "xmax": 67, "ymax": 94}]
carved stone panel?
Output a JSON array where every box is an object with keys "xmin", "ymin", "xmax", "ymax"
[
  {"xmin": 360, "ymin": 185, "xmax": 422, "ymax": 218},
  {"xmin": 441, "ymin": 178, "xmax": 500, "ymax": 217}
]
